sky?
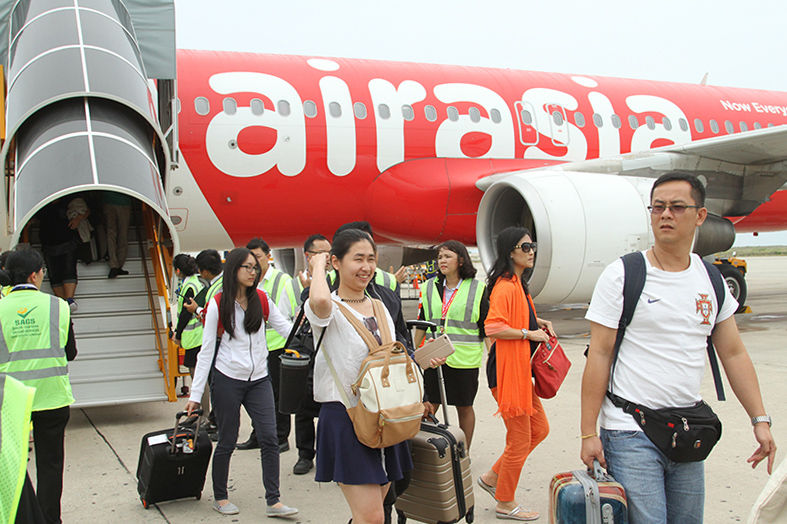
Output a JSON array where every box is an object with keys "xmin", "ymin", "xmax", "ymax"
[{"xmin": 173, "ymin": 0, "xmax": 787, "ymax": 246}]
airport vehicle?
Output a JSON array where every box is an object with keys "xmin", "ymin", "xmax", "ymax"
[{"xmin": 0, "ymin": 0, "xmax": 785, "ymax": 406}]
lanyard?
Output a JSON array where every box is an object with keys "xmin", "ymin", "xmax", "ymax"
[{"xmin": 440, "ymin": 285, "xmax": 458, "ymax": 333}]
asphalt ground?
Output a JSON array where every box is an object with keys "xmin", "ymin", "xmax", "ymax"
[{"xmin": 39, "ymin": 256, "xmax": 786, "ymax": 523}]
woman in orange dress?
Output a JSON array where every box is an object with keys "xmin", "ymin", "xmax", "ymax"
[{"xmin": 477, "ymin": 226, "xmax": 554, "ymax": 521}]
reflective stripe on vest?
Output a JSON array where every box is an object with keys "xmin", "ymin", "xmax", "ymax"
[
  {"xmin": 291, "ymin": 278, "xmax": 304, "ymax": 307},
  {"xmin": 375, "ymin": 268, "xmax": 398, "ymax": 291},
  {"xmin": 0, "ymin": 292, "xmax": 74, "ymax": 411},
  {"xmin": 206, "ymin": 276, "xmax": 223, "ymax": 303},
  {"xmin": 0, "ymin": 374, "xmax": 36, "ymax": 524},
  {"xmin": 178, "ymin": 275, "xmax": 204, "ymax": 349},
  {"xmin": 262, "ymin": 268, "xmax": 296, "ymax": 350},
  {"xmin": 422, "ymin": 278, "xmax": 485, "ymax": 368}
]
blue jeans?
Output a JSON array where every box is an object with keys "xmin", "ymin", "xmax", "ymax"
[{"xmin": 601, "ymin": 428, "xmax": 704, "ymax": 524}]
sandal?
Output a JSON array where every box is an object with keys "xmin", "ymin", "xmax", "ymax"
[
  {"xmin": 496, "ymin": 505, "xmax": 539, "ymax": 521},
  {"xmin": 477, "ymin": 477, "xmax": 497, "ymax": 500}
]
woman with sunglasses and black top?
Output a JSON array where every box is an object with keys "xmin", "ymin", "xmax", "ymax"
[
  {"xmin": 476, "ymin": 226, "xmax": 554, "ymax": 522},
  {"xmin": 305, "ymin": 229, "xmax": 413, "ymax": 524},
  {"xmin": 185, "ymin": 248, "xmax": 298, "ymax": 518}
]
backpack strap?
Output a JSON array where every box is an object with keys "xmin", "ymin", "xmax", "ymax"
[
  {"xmin": 609, "ymin": 252, "xmax": 647, "ymax": 393},
  {"xmin": 702, "ymin": 260, "xmax": 726, "ymax": 401},
  {"xmin": 337, "ymin": 300, "xmax": 384, "ymax": 353}
]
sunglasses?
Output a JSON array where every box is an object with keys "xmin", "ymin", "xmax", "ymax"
[
  {"xmin": 362, "ymin": 316, "xmax": 383, "ymax": 345},
  {"xmin": 515, "ymin": 242, "xmax": 537, "ymax": 254},
  {"xmin": 648, "ymin": 204, "xmax": 701, "ymax": 215}
]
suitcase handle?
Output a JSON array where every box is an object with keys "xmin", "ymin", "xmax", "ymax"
[
  {"xmin": 172, "ymin": 410, "xmax": 204, "ymax": 454},
  {"xmin": 592, "ymin": 459, "xmax": 606, "ymax": 482},
  {"xmin": 406, "ymin": 320, "xmax": 438, "ymax": 332}
]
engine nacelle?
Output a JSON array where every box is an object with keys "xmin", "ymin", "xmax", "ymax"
[{"xmin": 476, "ymin": 171, "xmax": 654, "ymax": 304}]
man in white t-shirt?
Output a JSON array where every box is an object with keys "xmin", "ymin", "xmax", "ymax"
[{"xmin": 580, "ymin": 172, "xmax": 776, "ymax": 524}]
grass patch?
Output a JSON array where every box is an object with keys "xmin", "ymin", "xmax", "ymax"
[{"xmin": 717, "ymin": 246, "xmax": 787, "ymax": 257}]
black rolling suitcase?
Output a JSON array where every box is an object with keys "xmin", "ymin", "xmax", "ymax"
[
  {"xmin": 396, "ymin": 321, "xmax": 475, "ymax": 524},
  {"xmin": 136, "ymin": 410, "xmax": 212, "ymax": 508}
]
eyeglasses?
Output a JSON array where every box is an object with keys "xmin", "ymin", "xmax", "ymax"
[
  {"xmin": 648, "ymin": 204, "xmax": 701, "ymax": 215},
  {"xmin": 240, "ymin": 264, "xmax": 260, "ymax": 274},
  {"xmin": 515, "ymin": 242, "xmax": 537, "ymax": 254},
  {"xmin": 362, "ymin": 316, "xmax": 383, "ymax": 345},
  {"xmin": 306, "ymin": 250, "xmax": 331, "ymax": 255}
]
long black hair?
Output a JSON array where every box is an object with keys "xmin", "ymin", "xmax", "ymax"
[
  {"xmin": 0, "ymin": 249, "xmax": 44, "ymax": 286},
  {"xmin": 436, "ymin": 240, "xmax": 477, "ymax": 282},
  {"xmin": 486, "ymin": 226, "xmax": 531, "ymax": 296},
  {"xmin": 331, "ymin": 229, "xmax": 376, "ymax": 287},
  {"xmin": 173, "ymin": 253, "xmax": 198, "ymax": 276},
  {"xmin": 220, "ymin": 248, "xmax": 263, "ymax": 339}
]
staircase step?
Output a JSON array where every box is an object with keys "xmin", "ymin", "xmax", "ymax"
[
  {"xmin": 72, "ymin": 258, "xmax": 149, "ymax": 278},
  {"xmin": 70, "ymin": 291, "xmax": 151, "ymax": 314},
  {"xmin": 69, "ymin": 351, "xmax": 161, "ymax": 378},
  {"xmin": 70, "ymin": 373, "xmax": 168, "ymax": 408},
  {"xmin": 73, "ymin": 310, "xmax": 157, "ymax": 335}
]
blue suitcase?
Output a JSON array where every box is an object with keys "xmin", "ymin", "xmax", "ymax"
[{"xmin": 549, "ymin": 461, "xmax": 628, "ymax": 524}]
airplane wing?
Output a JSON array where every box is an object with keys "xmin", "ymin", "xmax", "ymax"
[{"xmin": 477, "ymin": 125, "xmax": 787, "ymax": 217}]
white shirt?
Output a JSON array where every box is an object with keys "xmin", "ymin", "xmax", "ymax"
[
  {"xmin": 305, "ymin": 292, "xmax": 395, "ymax": 407},
  {"xmin": 189, "ymin": 292, "xmax": 293, "ymax": 403},
  {"xmin": 585, "ymin": 252, "xmax": 737, "ymax": 431}
]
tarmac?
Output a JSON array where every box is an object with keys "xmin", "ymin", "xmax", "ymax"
[{"xmin": 40, "ymin": 256, "xmax": 786, "ymax": 523}]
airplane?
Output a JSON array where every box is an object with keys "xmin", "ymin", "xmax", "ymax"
[{"xmin": 1, "ymin": 0, "xmax": 785, "ymax": 406}]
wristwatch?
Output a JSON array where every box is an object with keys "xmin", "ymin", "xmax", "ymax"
[
  {"xmin": 521, "ymin": 329, "xmax": 529, "ymax": 340},
  {"xmin": 751, "ymin": 415, "xmax": 772, "ymax": 427}
]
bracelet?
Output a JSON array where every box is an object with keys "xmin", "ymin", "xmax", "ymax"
[{"xmin": 580, "ymin": 432, "xmax": 598, "ymax": 440}]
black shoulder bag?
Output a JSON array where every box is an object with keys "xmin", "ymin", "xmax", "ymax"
[{"xmin": 605, "ymin": 252, "xmax": 726, "ymax": 462}]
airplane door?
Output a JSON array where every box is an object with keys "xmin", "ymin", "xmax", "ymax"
[
  {"xmin": 514, "ymin": 101, "xmax": 539, "ymax": 145},
  {"xmin": 547, "ymin": 104, "xmax": 569, "ymax": 146}
]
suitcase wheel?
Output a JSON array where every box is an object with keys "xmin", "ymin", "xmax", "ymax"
[
  {"xmin": 141, "ymin": 498, "xmax": 149, "ymax": 509},
  {"xmin": 465, "ymin": 506, "xmax": 474, "ymax": 523},
  {"xmin": 396, "ymin": 508, "xmax": 406, "ymax": 524},
  {"xmin": 196, "ymin": 492, "xmax": 201, "ymax": 501}
]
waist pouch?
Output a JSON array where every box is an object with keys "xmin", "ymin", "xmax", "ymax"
[{"xmin": 607, "ymin": 392, "xmax": 722, "ymax": 462}]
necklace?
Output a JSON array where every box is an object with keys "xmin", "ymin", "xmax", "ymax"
[
  {"xmin": 651, "ymin": 249, "xmax": 688, "ymax": 271},
  {"xmin": 340, "ymin": 295, "xmax": 367, "ymax": 304}
]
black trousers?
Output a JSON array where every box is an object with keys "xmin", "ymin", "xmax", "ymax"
[
  {"xmin": 15, "ymin": 473, "xmax": 45, "ymax": 524},
  {"xmin": 31, "ymin": 406, "xmax": 70, "ymax": 524},
  {"xmin": 294, "ymin": 391, "xmax": 320, "ymax": 460}
]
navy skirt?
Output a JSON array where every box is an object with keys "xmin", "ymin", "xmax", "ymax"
[{"xmin": 315, "ymin": 402, "xmax": 413, "ymax": 485}]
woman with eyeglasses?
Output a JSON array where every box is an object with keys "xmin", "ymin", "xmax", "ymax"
[
  {"xmin": 476, "ymin": 226, "xmax": 554, "ymax": 522},
  {"xmin": 305, "ymin": 229, "xmax": 413, "ymax": 524},
  {"xmin": 414, "ymin": 240, "xmax": 489, "ymax": 451},
  {"xmin": 185, "ymin": 248, "xmax": 298, "ymax": 518}
]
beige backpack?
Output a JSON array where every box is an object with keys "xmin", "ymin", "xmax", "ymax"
[{"xmin": 324, "ymin": 300, "xmax": 424, "ymax": 449}]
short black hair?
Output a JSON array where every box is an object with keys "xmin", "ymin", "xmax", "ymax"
[
  {"xmin": 303, "ymin": 234, "xmax": 329, "ymax": 253},
  {"xmin": 0, "ymin": 249, "xmax": 44, "ymax": 286},
  {"xmin": 335, "ymin": 221, "xmax": 374, "ymax": 239},
  {"xmin": 173, "ymin": 253, "xmax": 199, "ymax": 276},
  {"xmin": 651, "ymin": 172, "xmax": 706, "ymax": 207},
  {"xmin": 246, "ymin": 237, "xmax": 270, "ymax": 254},
  {"xmin": 196, "ymin": 249, "xmax": 222, "ymax": 275},
  {"xmin": 436, "ymin": 240, "xmax": 477, "ymax": 280}
]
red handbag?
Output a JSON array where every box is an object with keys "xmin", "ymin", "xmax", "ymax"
[{"xmin": 531, "ymin": 333, "xmax": 571, "ymax": 399}]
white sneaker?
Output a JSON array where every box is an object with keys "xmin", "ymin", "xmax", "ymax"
[
  {"xmin": 213, "ymin": 501, "xmax": 239, "ymax": 515},
  {"xmin": 266, "ymin": 503, "xmax": 298, "ymax": 517}
]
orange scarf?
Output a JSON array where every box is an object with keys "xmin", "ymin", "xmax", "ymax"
[{"xmin": 486, "ymin": 274, "xmax": 535, "ymax": 419}]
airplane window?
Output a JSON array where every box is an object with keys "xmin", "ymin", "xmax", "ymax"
[
  {"xmin": 469, "ymin": 107, "xmax": 481, "ymax": 123},
  {"xmin": 491, "ymin": 109, "xmax": 502, "ymax": 124},
  {"xmin": 768, "ymin": 123, "xmax": 775, "ymax": 128},
  {"xmin": 176, "ymin": 98, "xmax": 181, "ymax": 114},
  {"xmin": 754, "ymin": 122, "xmax": 762, "ymax": 130},
  {"xmin": 628, "ymin": 115, "xmax": 638, "ymax": 129},
  {"xmin": 724, "ymin": 120, "xmax": 734, "ymax": 134},
  {"xmin": 552, "ymin": 111, "xmax": 564, "ymax": 125},
  {"xmin": 447, "ymin": 106, "xmax": 459, "ymax": 122},
  {"xmin": 611, "ymin": 114, "xmax": 622, "ymax": 129},
  {"xmin": 593, "ymin": 113, "xmax": 603, "ymax": 128},
  {"xmin": 740, "ymin": 121, "xmax": 748, "ymax": 132},
  {"xmin": 425, "ymin": 105, "xmax": 437, "ymax": 122},
  {"xmin": 223, "ymin": 97, "xmax": 237, "ymax": 115},
  {"xmin": 251, "ymin": 98, "xmax": 265, "ymax": 116},
  {"xmin": 678, "ymin": 118, "xmax": 688, "ymax": 132},
  {"xmin": 278, "ymin": 100, "xmax": 291, "ymax": 116},
  {"xmin": 521, "ymin": 109, "xmax": 533, "ymax": 125},
  {"xmin": 354, "ymin": 102, "xmax": 367, "ymax": 119},
  {"xmin": 574, "ymin": 112, "xmax": 585, "ymax": 128},
  {"xmin": 662, "ymin": 117, "xmax": 672, "ymax": 131},
  {"xmin": 378, "ymin": 104, "xmax": 391, "ymax": 119},
  {"xmin": 402, "ymin": 105, "xmax": 415, "ymax": 121},
  {"xmin": 709, "ymin": 119, "xmax": 719, "ymax": 133},
  {"xmin": 694, "ymin": 118, "xmax": 704, "ymax": 133},
  {"xmin": 646, "ymin": 116, "xmax": 655, "ymax": 130},
  {"xmin": 329, "ymin": 102, "xmax": 342, "ymax": 118},
  {"xmin": 304, "ymin": 100, "xmax": 317, "ymax": 118},
  {"xmin": 194, "ymin": 97, "xmax": 210, "ymax": 116}
]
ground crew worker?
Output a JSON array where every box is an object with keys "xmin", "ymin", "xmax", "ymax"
[
  {"xmin": 172, "ymin": 254, "xmax": 208, "ymax": 410},
  {"xmin": 414, "ymin": 240, "xmax": 489, "ymax": 450},
  {"xmin": 0, "ymin": 373, "xmax": 43, "ymax": 524},
  {"xmin": 0, "ymin": 249, "xmax": 77, "ymax": 524},
  {"xmin": 236, "ymin": 239, "xmax": 299, "ymax": 453}
]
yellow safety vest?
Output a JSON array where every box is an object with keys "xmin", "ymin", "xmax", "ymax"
[
  {"xmin": 0, "ymin": 374, "xmax": 36, "ymax": 524},
  {"xmin": 0, "ymin": 289, "xmax": 74, "ymax": 411},
  {"xmin": 421, "ymin": 278, "xmax": 485, "ymax": 368},
  {"xmin": 177, "ymin": 275, "xmax": 204, "ymax": 350},
  {"xmin": 262, "ymin": 268, "xmax": 298, "ymax": 351}
]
